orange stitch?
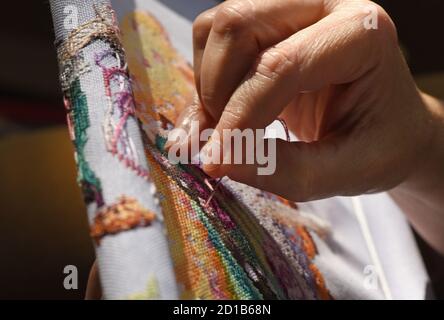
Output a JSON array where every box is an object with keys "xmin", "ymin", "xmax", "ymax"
[{"xmin": 90, "ymin": 196, "xmax": 156, "ymax": 244}]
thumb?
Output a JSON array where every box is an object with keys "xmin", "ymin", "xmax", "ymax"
[{"xmin": 216, "ymin": 133, "xmax": 378, "ymax": 202}]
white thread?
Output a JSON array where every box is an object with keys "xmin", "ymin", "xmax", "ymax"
[{"xmin": 351, "ymin": 197, "xmax": 393, "ymax": 300}]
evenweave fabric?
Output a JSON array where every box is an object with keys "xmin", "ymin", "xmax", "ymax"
[
  {"xmin": 49, "ymin": 0, "xmax": 430, "ymax": 299},
  {"xmin": 50, "ymin": 0, "xmax": 178, "ymax": 299}
]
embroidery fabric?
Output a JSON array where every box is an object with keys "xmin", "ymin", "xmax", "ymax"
[{"xmin": 50, "ymin": 0, "xmax": 331, "ymax": 299}]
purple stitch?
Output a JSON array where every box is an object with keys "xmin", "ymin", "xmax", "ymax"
[{"xmin": 95, "ymin": 49, "xmax": 150, "ymax": 179}]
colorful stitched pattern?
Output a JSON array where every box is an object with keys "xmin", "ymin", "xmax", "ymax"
[
  {"xmin": 66, "ymin": 78, "xmax": 103, "ymax": 206},
  {"xmin": 120, "ymin": 11, "xmax": 331, "ymax": 299},
  {"xmin": 56, "ymin": 4, "xmax": 155, "ymax": 241},
  {"xmin": 120, "ymin": 11, "xmax": 194, "ymax": 141},
  {"xmin": 95, "ymin": 49, "xmax": 150, "ymax": 179},
  {"xmin": 57, "ymin": 3, "xmax": 121, "ymax": 209},
  {"xmin": 90, "ymin": 196, "xmax": 156, "ymax": 244},
  {"xmin": 54, "ymin": 1, "xmax": 331, "ymax": 299}
]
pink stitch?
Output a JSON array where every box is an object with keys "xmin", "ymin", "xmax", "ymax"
[{"xmin": 95, "ymin": 49, "xmax": 150, "ymax": 179}]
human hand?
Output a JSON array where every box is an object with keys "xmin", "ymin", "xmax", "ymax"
[{"xmin": 173, "ymin": 0, "xmax": 442, "ymax": 204}]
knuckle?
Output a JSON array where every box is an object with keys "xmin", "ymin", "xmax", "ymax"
[
  {"xmin": 220, "ymin": 107, "xmax": 242, "ymax": 128},
  {"xmin": 255, "ymin": 47, "xmax": 295, "ymax": 81},
  {"xmin": 200, "ymin": 91, "xmax": 216, "ymax": 110},
  {"xmin": 193, "ymin": 11, "xmax": 214, "ymax": 44},
  {"xmin": 213, "ymin": 2, "xmax": 252, "ymax": 35},
  {"xmin": 374, "ymin": 5, "xmax": 398, "ymax": 43},
  {"xmin": 355, "ymin": 2, "xmax": 398, "ymax": 43},
  {"xmin": 200, "ymin": 90, "xmax": 225, "ymax": 118}
]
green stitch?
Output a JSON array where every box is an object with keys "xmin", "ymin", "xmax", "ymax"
[
  {"xmin": 148, "ymin": 137, "xmax": 279, "ymax": 298},
  {"xmin": 190, "ymin": 201, "xmax": 262, "ymax": 300},
  {"xmin": 156, "ymin": 134, "xmax": 167, "ymax": 151},
  {"xmin": 69, "ymin": 79, "xmax": 104, "ymax": 206}
]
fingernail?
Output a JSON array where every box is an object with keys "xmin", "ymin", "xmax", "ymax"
[
  {"xmin": 166, "ymin": 93, "xmax": 206, "ymax": 152},
  {"xmin": 200, "ymin": 135, "xmax": 223, "ymax": 174},
  {"xmin": 165, "ymin": 111, "xmax": 196, "ymax": 152}
]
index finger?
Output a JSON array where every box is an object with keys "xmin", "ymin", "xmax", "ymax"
[
  {"xmin": 197, "ymin": 0, "xmax": 333, "ymax": 120},
  {"xmin": 202, "ymin": 3, "xmax": 391, "ymax": 176}
]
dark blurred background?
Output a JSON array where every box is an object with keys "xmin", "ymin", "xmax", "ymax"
[{"xmin": 0, "ymin": 1, "xmax": 443, "ymax": 299}]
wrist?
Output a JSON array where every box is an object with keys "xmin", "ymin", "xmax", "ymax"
[
  {"xmin": 390, "ymin": 92, "xmax": 444, "ymax": 254},
  {"xmin": 403, "ymin": 92, "xmax": 444, "ymax": 192}
]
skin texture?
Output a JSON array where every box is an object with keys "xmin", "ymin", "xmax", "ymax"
[
  {"xmin": 87, "ymin": 0, "xmax": 444, "ymax": 298},
  {"xmin": 174, "ymin": 0, "xmax": 444, "ymax": 253}
]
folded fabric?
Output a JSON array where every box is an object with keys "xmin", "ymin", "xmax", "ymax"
[{"xmin": 49, "ymin": 0, "xmax": 429, "ymax": 300}]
